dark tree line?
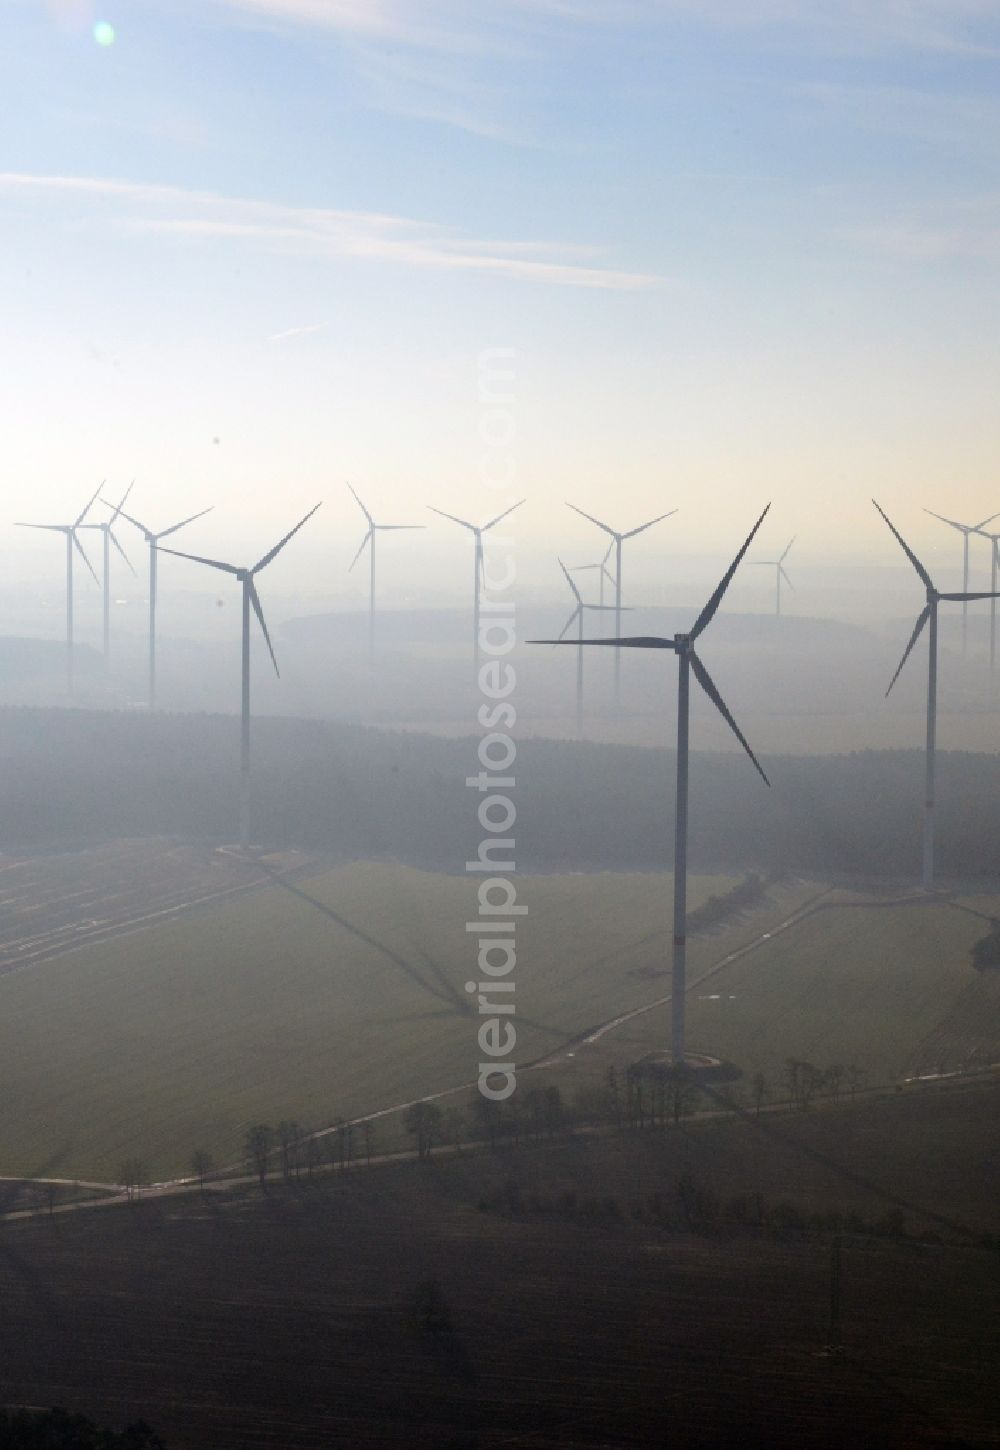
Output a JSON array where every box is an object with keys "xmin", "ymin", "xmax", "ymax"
[
  {"xmin": 4, "ymin": 705, "xmax": 1000, "ymax": 878},
  {"xmin": 240, "ymin": 1118, "xmax": 376, "ymax": 1186},
  {"xmin": 0, "ymin": 1408, "xmax": 164, "ymax": 1448}
]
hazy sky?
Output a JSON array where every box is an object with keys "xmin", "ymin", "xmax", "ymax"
[{"xmin": 3, "ymin": 0, "xmax": 1000, "ymax": 599}]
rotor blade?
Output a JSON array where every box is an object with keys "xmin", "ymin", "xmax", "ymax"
[
  {"xmin": 690, "ymin": 503, "xmax": 771, "ymax": 641},
  {"xmin": 108, "ymin": 528, "xmax": 136, "ymax": 575},
  {"xmin": 602, "ymin": 539, "xmax": 615, "ymax": 565},
  {"xmin": 922, "ymin": 507, "xmax": 964, "ymax": 532},
  {"xmin": 15, "ymin": 522, "xmax": 66, "ymax": 532},
  {"xmin": 156, "ymin": 507, "xmax": 213, "ymax": 540},
  {"xmin": 347, "ymin": 483, "xmax": 372, "ymax": 524},
  {"xmin": 528, "ymin": 635, "xmax": 676, "ymax": 649},
  {"xmin": 873, "ymin": 500, "xmax": 933, "ymax": 590},
  {"xmin": 779, "ymin": 565, "xmax": 794, "ymax": 590},
  {"xmin": 566, "ymin": 502, "xmax": 617, "ymax": 539},
  {"xmin": 107, "ymin": 502, "xmax": 151, "ymax": 538},
  {"xmin": 156, "ymin": 544, "xmax": 240, "ymax": 576},
  {"xmin": 249, "ymin": 580, "xmax": 280, "ymax": 678},
  {"xmin": 348, "ymin": 529, "xmax": 372, "ymax": 572},
  {"xmin": 482, "ymin": 499, "xmax": 526, "ymax": 533},
  {"xmin": 373, "ymin": 524, "xmax": 425, "ymax": 531},
  {"xmin": 427, "ymin": 505, "xmax": 476, "ymax": 532},
  {"xmin": 558, "ymin": 557, "xmax": 582, "ymax": 604},
  {"xmin": 71, "ymin": 529, "xmax": 99, "ymax": 585},
  {"xmin": 108, "ymin": 480, "xmax": 135, "ymax": 525},
  {"xmin": 973, "ymin": 511, "xmax": 1000, "ymax": 530},
  {"xmin": 75, "ymin": 481, "xmax": 103, "ymax": 527},
  {"xmin": 622, "ymin": 509, "xmax": 677, "ymax": 540},
  {"xmin": 555, "ymin": 607, "xmax": 581, "ymax": 643},
  {"xmin": 582, "ymin": 603, "xmax": 631, "ymax": 612},
  {"xmin": 570, "ymin": 563, "xmax": 600, "ymax": 571},
  {"xmin": 253, "ymin": 502, "xmax": 322, "ymax": 573},
  {"xmin": 885, "ymin": 604, "xmax": 930, "ymax": 697},
  {"xmin": 690, "ymin": 652, "xmax": 769, "ymax": 786},
  {"xmin": 779, "ymin": 536, "xmax": 796, "ymax": 562},
  {"xmin": 940, "ymin": 590, "xmax": 1000, "ymax": 601}
]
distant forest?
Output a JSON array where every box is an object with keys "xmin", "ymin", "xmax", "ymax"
[{"xmin": 1, "ymin": 706, "xmax": 999, "ymax": 881}]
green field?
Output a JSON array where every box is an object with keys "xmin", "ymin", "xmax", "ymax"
[
  {"xmin": 1, "ymin": 861, "xmax": 774, "ymax": 1181},
  {"xmin": 581, "ymin": 888, "xmax": 1000, "ymax": 1092},
  {"xmin": 3, "ymin": 863, "xmax": 998, "ymax": 1183}
]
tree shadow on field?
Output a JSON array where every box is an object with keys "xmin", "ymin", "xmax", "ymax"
[
  {"xmin": 0, "ymin": 1147, "xmax": 75, "ymax": 1330},
  {"xmin": 407, "ymin": 1279, "xmax": 477, "ymax": 1387},
  {"xmin": 697, "ymin": 1082, "xmax": 986, "ymax": 1242},
  {"xmin": 256, "ymin": 862, "xmax": 472, "ymax": 1016},
  {"xmin": 255, "ymin": 862, "xmax": 579, "ymax": 1045}
]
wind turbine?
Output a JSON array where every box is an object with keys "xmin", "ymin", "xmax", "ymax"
[
  {"xmin": 530, "ymin": 506, "xmax": 771, "ymax": 1066},
  {"xmin": 874, "ymin": 500, "xmax": 1000, "ymax": 890},
  {"xmin": 553, "ymin": 557, "xmax": 625, "ymax": 733},
  {"xmin": 160, "ymin": 504, "xmax": 322, "ymax": 849},
  {"xmin": 111, "ymin": 497, "xmax": 213, "ymax": 709},
  {"xmin": 15, "ymin": 483, "xmax": 101, "ymax": 693},
  {"xmin": 752, "ymin": 536, "xmax": 795, "ymax": 616},
  {"xmin": 565, "ymin": 502, "xmax": 677, "ymax": 698},
  {"xmin": 427, "ymin": 500, "xmax": 526, "ymax": 665},
  {"xmin": 570, "ymin": 539, "xmax": 617, "ymax": 608},
  {"xmin": 347, "ymin": 485, "xmax": 424, "ymax": 657},
  {"xmin": 923, "ymin": 507, "xmax": 999, "ymax": 655},
  {"xmin": 79, "ymin": 482, "xmax": 136, "ymax": 665}
]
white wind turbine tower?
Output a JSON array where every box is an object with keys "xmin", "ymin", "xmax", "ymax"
[
  {"xmin": 79, "ymin": 482, "xmax": 136, "ymax": 665},
  {"xmin": 570, "ymin": 538, "xmax": 617, "ymax": 609},
  {"xmin": 16, "ymin": 482, "xmax": 101, "ymax": 693},
  {"xmin": 160, "ymin": 504, "xmax": 321, "ymax": 849},
  {"xmin": 874, "ymin": 500, "xmax": 1000, "ymax": 890},
  {"xmin": 112, "ymin": 497, "xmax": 213, "ymax": 708},
  {"xmin": 752, "ymin": 535, "xmax": 795, "ymax": 616},
  {"xmin": 923, "ymin": 506, "xmax": 999, "ymax": 655},
  {"xmin": 531, "ymin": 506, "xmax": 771, "ymax": 1066},
  {"xmin": 427, "ymin": 500, "xmax": 525, "ymax": 665},
  {"xmin": 565, "ymin": 502, "xmax": 677, "ymax": 698},
  {"xmin": 553, "ymin": 557, "xmax": 626, "ymax": 733},
  {"xmin": 347, "ymin": 485, "xmax": 424, "ymax": 657}
]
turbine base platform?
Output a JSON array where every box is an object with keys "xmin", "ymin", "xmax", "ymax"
[{"xmin": 638, "ymin": 1050, "xmax": 740, "ymax": 1081}]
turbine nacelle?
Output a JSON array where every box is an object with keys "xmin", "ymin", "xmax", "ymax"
[
  {"xmin": 924, "ymin": 507, "xmax": 1000, "ymax": 537},
  {"xmin": 16, "ymin": 480, "xmax": 104, "ymax": 585},
  {"xmin": 532, "ymin": 503, "xmax": 772, "ymax": 785},
  {"xmin": 565, "ymin": 503, "xmax": 677, "ymax": 542},
  {"xmin": 80, "ymin": 482, "xmax": 138, "ymax": 576},
  {"xmin": 348, "ymin": 485, "xmax": 424, "ymax": 571},
  {"xmin": 111, "ymin": 500, "xmax": 214, "ymax": 545},
  {"xmin": 874, "ymin": 499, "xmax": 1000, "ymax": 695},
  {"xmin": 159, "ymin": 502, "xmax": 322, "ymax": 679}
]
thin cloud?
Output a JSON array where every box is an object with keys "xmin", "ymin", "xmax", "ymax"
[
  {"xmin": 203, "ymin": 0, "xmax": 499, "ymax": 51},
  {"xmin": 269, "ymin": 322, "xmax": 329, "ymax": 342},
  {"xmin": 189, "ymin": 0, "xmax": 1000, "ymax": 144},
  {"xmin": 0, "ymin": 171, "xmax": 665, "ymax": 291},
  {"xmin": 204, "ymin": 0, "xmax": 1000, "ymax": 57}
]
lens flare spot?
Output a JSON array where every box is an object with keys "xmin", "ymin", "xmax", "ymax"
[{"xmin": 93, "ymin": 20, "xmax": 116, "ymax": 46}]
